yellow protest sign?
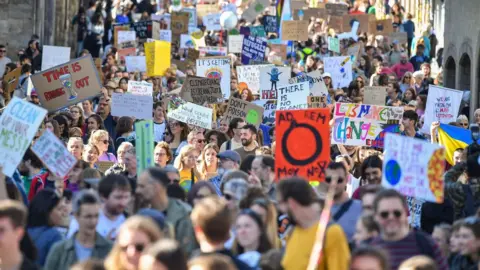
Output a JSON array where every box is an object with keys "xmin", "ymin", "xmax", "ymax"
[{"xmin": 145, "ymin": 41, "xmax": 171, "ymax": 77}]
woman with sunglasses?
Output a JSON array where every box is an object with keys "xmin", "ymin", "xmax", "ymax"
[
  {"xmin": 167, "ymin": 121, "xmax": 190, "ymax": 160},
  {"xmin": 174, "ymin": 145, "xmax": 203, "ymax": 193},
  {"xmin": 105, "ymin": 216, "xmax": 163, "ymax": 270},
  {"xmin": 89, "ymin": 129, "xmax": 117, "ymax": 163},
  {"xmin": 400, "ymin": 71, "xmax": 414, "ymax": 93},
  {"xmin": 456, "ymin": 114, "xmax": 470, "ymax": 129},
  {"xmin": 198, "ymin": 143, "xmax": 219, "ymax": 180},
  {"xmin": 449, "ymin": 217, "xmax": 480, "ymax": 270}
]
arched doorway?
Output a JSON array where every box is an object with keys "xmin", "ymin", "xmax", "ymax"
[
  {"xmin": 444, "ymin": 56, "xmax": 456, "ymax": 89},
  {"xmin": 459, "ymin": 53, "xmax": 471, "ymax": 91}
]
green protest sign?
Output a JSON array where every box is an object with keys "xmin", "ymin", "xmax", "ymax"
[{"xmin": 135, "ymin": 120, "xmax": 154, "ymax": 175}]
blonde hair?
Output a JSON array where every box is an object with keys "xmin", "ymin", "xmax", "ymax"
[
  {"xmin": 174, "ymin": 145, "xmax": 203, "ymax": 181},
  {"xmin": 83, "ymin": 144, "xmax": 100, "ymax": 157},
  {"xmin": 68, "ymin": 137, "xmax": 84, "ymax": 149},
  {"xmin": 105, "ymin": 216, "xmax": 164, "ymax": 270},
  {"xmin": 88, "ymin": 129, "xmax": 109, "ymax": 145},
  {"xmin": 198, "ymin": 143, "xmax": 219, "ymax": 179}
]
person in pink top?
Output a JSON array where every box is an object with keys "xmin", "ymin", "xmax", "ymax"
[
  {"xmin": 89, "ymin": 129, "xmax": 118, "ymax": 163},
  {"xmin": 391, "ymin": 53, "xmax": 414, "ymax": 79}
]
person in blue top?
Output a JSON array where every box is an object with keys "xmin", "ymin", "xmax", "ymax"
[
  {"xmin": 400, "ymin": 110, "xmax": 426, "ymax": 140},
  {"xmin": 115, "ymin": 7, "xmax": 130, "ymax": 24},
  {"xmin": 410, "ymin": 44, "xmax": 430, "ymax": 71},
  {"xmin": 402, "ymin": 13, "xmax": 416, "ymax": 56}
]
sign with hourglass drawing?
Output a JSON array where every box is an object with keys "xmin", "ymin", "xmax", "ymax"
[{"xmin": 30, "ymin": 55, "xmax": 102, "ymax": 112}]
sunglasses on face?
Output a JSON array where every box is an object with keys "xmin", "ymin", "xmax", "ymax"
[
  {"xmin": 120, "ymin": 243, "xmax": 145, "ymax": 253},
  {"xmin": 197, "ymin": 139, "xmax": 205, "ymax": 143},
  {"xmin": 460, "ymin": 123, "xmax": 469, "ymax": 127},
  {"xmin": 379, "ymin": 210, "xmax": 402, "ymax": 219},
  {"xmin": 224, "ymin": 193, "xmax": 236, "ymax": 201},
  {"xmin": 0, "ymin": 50, "xmax": 6, "ymax": 53},
  {"xmin": 102, "ymin": 140, "xmax": 109, "ymax": 145},
  {"xmin": 325, "ymin": 176, "xmax": 344, "ymax": 184}
]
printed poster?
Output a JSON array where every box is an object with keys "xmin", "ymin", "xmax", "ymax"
[
  {"xmin": 276, "ymin": 81, "xmax": 310, "ymax": 110},
  {"xmin": 111, "ymin": 92, "xmax": 153, "ymax": 120},
  {"xmin": 332, "ymin": 103, "xmax": 404, "ymax": 147},
  {"xmin": 382, "ymin": 133, "xmax": 445, "ymax": 203},
  {"xmin": 237, "ymin": 64, "xmax": 273, "ymax": 95},
  {"xmin": 224, "ymin": 98, "xmax": 264, "ymax": 128},
  {"xmin": 275, "ymin": 108, "xmax": 331, "ymax": 185},
  {"xmin": 289, "ymin": 70, "xmax": 328, "ymax": 97},
  {"xmin": 41, "ymin": 45, "xmax": 71, "ymax": 71},
  {"xmin": 31, "ymin": 129, "xmax": 77, "ymax": 178},
  {"xmin": 30, "ymin": 55, "xmax": 102, "ymax": 112},
  {"xmin": 0, "ymin": 97, "xmax": 47, "ymax": 177},
  {"xmin": 196, "ymin": 57, "xmax": 231, "ymax": 99},
  {"xmin": 167, "ymin": 102, "xmax": 213, "ymax": 129},
  {"xmin": 259, "ymin": 66, "xmax": 291, "ymax": 99},
  {"xmin": 323, "ymin": 56, "xmax": 353, "ymax": 89},
  {"xmin": 241, "ymin": 35, "xmax": 267, "ymax": 65},
  {"xmin": 421, "ymin": 85, "xmax": 463, "ymax": 133}
]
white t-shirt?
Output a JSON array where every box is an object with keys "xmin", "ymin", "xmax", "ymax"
[
  {"xmin": 219, "ymin": 139, "xmax": 242, "ymax": 152},
  {"xmin": 153, "ymin": 121, "xmax": 166, "ymax": 142},
  {"xmin": 67, "ymin": 210, "xmax": 126, "ymax": 239}
]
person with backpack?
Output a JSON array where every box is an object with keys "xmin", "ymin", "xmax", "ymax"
[
  {"xmin": 370, "ymin": 189, "xmax": 448, "ymax": 270},
  {"xmin": 220, "ymin": 118, "xmax": 245, "ymax": 152}
]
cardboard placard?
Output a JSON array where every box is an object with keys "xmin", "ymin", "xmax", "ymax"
[
  {"xmin": 224, "ymin": 97, "xmax": 264, "ymax": 128},
  {"xmin": 292, "ymin": 7, "xmax": 327, "ymax": 20},
  {"xmin": 2, "ymin": 67, "xmax": 21, "ymax": 103},
  {"xmin": 171, "ymin": 12, "xmax": 190, "ymax": 35},
  {"xmin": 290, "ymin": 0, "xmax": 306, "ymax": 13},
  {"xmin": 0, "ymin": 97, "xmax": 48, "ymax": 177},
  {"xmin": 253, "ymin": 99, "xmax": 277, "ymax": 124},
  {"xmin": 31, "ymin": 129, "xmax": 77, "ymax": 178},
  {"xmin": 363, "ymin": 86, "xmax": 387, "ymax": 106},
  {"xmin": 128, "ymin": 81, "xmax": 153, "ymax": 96},
  {"xmin": 114, "ymin": 24, "xmax": 131, "ymax": 47},
  {"xmin": 275, "ymin": 108, "xmax": 331, "ymax": 184},
  {"xmin": 197, "ymin": 4, "xmax": 219, "ymax": 19},
  {"xmin": 332, "ymin": 103, "xmax": 404, "ymax": 147},
  {"xmin": 389, "ymin": 32, "xmax": 408, "ymax": 44},
  {"xmin": 281, "ymin": 20, "xmax": 309, "ymax": 41},
  {"xmin": 289, "ymin": 70, "xmax": 328, "ymax": 97},
  {"xmin": 135, "ymin": 120, "xmax": 154, "ymax": 176},
  {"xmin": 263, "ymin": 15, "xmax": 278, "ymax": 33},
  {"xmin": 97, "ymin": 161, "xmax": 115, "ymax": 173},
  {"xmin": 180, "ymin": 75, "xmax": 223, "ymax": 104},
  {"xmin": 259, "ymin": 66, "xmax": 291, "ymax": 99},
  {"xmin": 111, "ymin": 92, "xmax": 153, "ymax": 120},
  {"xmin": 241, "ymin": 35, "xmax": 267, "ymax": 65},
  {"xmin": 342, "ymin": 14, "xmax": 375, "ymax": 33},
  {"xmin": 276, "ymin": 81, "xmax": 310, "ymax": 110},
  {"xmin": 187, "ymin": 48, "xmax": 200, "ymax": 62},
  {"xmin": 0, "ymin": 170, "xmax": 7, "ymax": 200},
  {"xmin": 421, "ymin": 85, "xmax": 463, "ymax": 133},
  {"xmin": 237, "ymin": 64, "xmax": 273, "ymax": 95},
  {"xmin": 369, "ymin": 19, "xmax": 394, "ymax": 36},
  {"xmin": 94, "ymin": 58, "xmax": 104, "ymax": 83},
  {"xmin": 196, "ymin": 57, "xmax": 231, "ymax": 99},
  {"xmin": 151, "ymin": 14, "xmax": 171, "ymax": 29},
  {"xmin": 30, "ymin": 55, "xmax": 102, "ymax": 112},
  {"xmin": 228, "ymin": 35, "xmax": 244, "ymax": 53},
  {"xmin": 382, "ymin": 133, "xmax": 445, "ymax": 203},
  {"xmin": 167, "ymin": 102, "xmax": 213, "ymax": 129},
  {"xmin": 308, "ymin": 96, "xmax": 327, "ymax": 108},
  {"xmin": 41, "ymin": 46, "xmax": 71, "ymax": 71},
  {"xmin": 323, "ymin": 56, "xmax": 353, "ymax": 89},
  {"xmin": 328, "ymin": 16, "xmax": 343, "ymax": 32},
  {"xmin": 117, "ymin": 47, "xmax": 136, "ymax": 65},
  {"xmin": 145, "ymin": 41, "xmax": 171, "ymax": 77},
  {"xmin": 325, "ymin": 3, "xmax": 348, "ymax": 16},
  {"xmin": 125, "ymin": 56, "xmax": 147, "ymax": 72}
]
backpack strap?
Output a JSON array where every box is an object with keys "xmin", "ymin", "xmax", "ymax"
[
  {"xmin": 226, "ymin": 140, "xmax": 232, "ymax": 150},
  {"xmin": 462, "ymin": 184, "xmax": 475, "ymax": 217},
  {"xmin": 414, "ymin": 231, "xmax": 435, "ymax": 259},
  {"xmin": 333, "ymin": 199, "xmax": 354, "ymax": 222}
]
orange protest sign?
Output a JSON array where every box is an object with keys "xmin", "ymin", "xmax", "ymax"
[{"xmin": 275, "ymin": 109, "xmax": 330, "ymax": 184}]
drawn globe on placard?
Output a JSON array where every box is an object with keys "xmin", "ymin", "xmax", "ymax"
[
  {"xmin": 206, "ymin": 68, "xmax": 222, "ymax": 80},
  {"xmin": 185, "ymin": 40, "xmax": 195, "ymax": 48},
  {"xmin": 385, "ymin": 159, "xmax": 402, "ymax": 186}
]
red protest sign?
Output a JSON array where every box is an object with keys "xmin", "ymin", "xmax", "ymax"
[{"xmin": 275, "ymin": 108, "xmax": 330, "ymax": 185}]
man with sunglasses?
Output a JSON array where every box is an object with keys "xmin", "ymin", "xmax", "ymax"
[
  {"xmin": 187, "ymin": 130, "xmax": 206, "ymax": 153},
  {"xmin": 209, "ymin": 150, "xmax": 241, "ymax": 195},
  {"xmin": 0, "ymin": 44, "xmax": 11, "ymax": 80},
  {"xmin": 371, "ymin": 189, "xmax": 448, "ymax": 270}
]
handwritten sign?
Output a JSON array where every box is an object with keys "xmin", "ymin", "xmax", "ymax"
[
  {"xmin": 277, "ymin": 81, "xmax": 310, "ymax": 110},
  {"xmin": 31, "ymin": 129, "xmax": 77, "ymax": 178},
  {"xmin": 182, "ymin": 7, "xmax": 197, "ymax": 28},
  {"xmin": 259, "ymin": 66, "xmax": 291, "ymax": 99},
  {"xmin": 180, "ymin": 75, "xmax": 223, "ymax": 104},
  {"xmin": 253, "ymin": 99, "xmax": 276, "ymax": 124},
  {"xmin": 228, "ymin": 35, "xmax": 244, "ymax": 53},
  {"xmin": 128, "ymin": 81, "xmax": 153, "ymax": 96},
  {"xmin": 289, "ymin": 70, "xmax": 328, "ymax": 97},
  {"xmin": 421, "ymin": 85, "xmax": 463, "ymax": 133},
  {"xmin": 369, "ymin": 19, "xmax": 394, "ymax": 35},
  {"xmin": 145, "ymin": 41, "xmax": 171, "ymax": 77},
  {"xmin": 224, "ymin": 98, "xmax": 264, "ymax": 128},
  {"xmin": 323, "ymin": 56, "xmax": 353, "ymax": 88},
  {"xmin": 0, "ymin": 98, "xmax": 47, "ymax": 177},
  {"xmin": 159, "ymin": 30, "xmax": 172, "ymax": 42},
  {"xmin": 325, "ymin": 3, "xmax": 348, "ymax": 16},
  {"xmin": 332, "ymin": 103, "xmax": 404, "ymax": 147},
  {"xmin": 275, "ymin": 109, "xmax": 330, "ymax": 184},
  {"xmin": 41, "ymin": 45, "xmax": 71, "ymax": 71},
  {"xmin": 241, "ymin": 35, "xmax": 267, "ymax": 65},
  {"xmin": 135, "ymin": 120, "xmax": 154, "ymax": 176},
  {"xmin": 152, "ymin": 14, "xmax": 171, "ymax": 29},
  {"xmin": 117, "ymin": 30, "xmax": 136, "ymax": 45},
  {"xmin": 382, "ymin": 133, "xmax": 445, "ymax": 203},
  {"xmin": 111, "ymin": 93, "xmax": 153, "ymax": 120},
  {"xmin": 167, "ymin": 102, "xmax": 213, "ymax": 129},
  {"xmin": 237, "ymin": 64, "xmax": 273, "ymax": 95},
  {"xmin": 263, "ymin": 15, "xmax": 277, "ymax": 33},
  {"xmin": 389, "ymin": 32, "xmax": 408, "ymax": 44},
  {"xmin": 342, "ymin": 14, "xmax": 375, "ymax": 33},
  {"xmin": 363, "ymin": 86, "xmax": 387, "ymax": 106},
  {"xmin": 31, "ymin": 55, "xmax": 102, "ymax": 112},
  {"xmin": 328, "ymin": 37, "xmax": 340, "ymax": 54},
  {"xmin": 196, "ymin": 57, "xmax": 231, "ymax": 99},
  {"xmin": 114, "ymin": 24, "xmax": 131, "ymax": 47},
  {"xmin": 308, "ymin": 96, "xmax": 327, "ymax": 108},
  {"xmin": 203, "ymin": 13, "xmax": 222, "ymax": 31},
  {"xmin": 132, "ymin": 20, "xmax": 153, "ymax": 39},
  {"xmin": 172, "ymin": 12, "xmax": 189, "ymax": 34},
  {"xmin": 242, "ymin": 0, "xmax": 269, "ymax": 22},
  {"xmin": 281, "ymin": 20, "xmax": 309, "ymax": 41},
  {"xmin": 125, "ymin": 56, "xmax": 147, "ymax": 72},
  {"xmin": 2, "ymin": 67, "xmax": 21, "ymax": 103}
]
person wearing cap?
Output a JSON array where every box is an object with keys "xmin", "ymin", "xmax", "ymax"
[
  {"xmin": 209, "ymin": 150, "xmax": 241, "ymax": 195},
  {"xmin": 391, "ymin": 53, "xmax": 414, "ymax": 79},
  {"xmin": 136, "ymin": 167, "xmax": 198, "ymax": 255},
  {"xmin": 30, "ymin": 89, "xmax": 40, "ymax": 105}
]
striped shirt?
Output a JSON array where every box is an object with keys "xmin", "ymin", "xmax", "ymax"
[{"xmin": 371, "ymin": 231, "xmax": 448, "ymax": 270}]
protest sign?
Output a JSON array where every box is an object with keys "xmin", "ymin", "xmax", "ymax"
[
  {"xmin": 281, "ymin": 20, "xmax": 309, "ymax": 41},
  {"xmin": 172, "ymin": 12, "xmax": 189, "ymax": 34},
  {"xmin": 41, "ymin": 46, "xmax": 71, "ymax": 71},
  {"xmin": 253, "ymin": 99, "xmax": 276, "ymax": 124},
  {"xmin": 224, "ymin": 98, "xmax": 264, "ymax": 128},
  {"xmin": 117, "ymin": 30, "xmax": 136, "ymax": 45},
  {"xmin": 182, "ymin": 7, "xmax": 197, "ymax": 28},
  {"xmin": 159, "ymin": 30, "xmax": 172, "ymax": 42},
  {"xmin": 290, "ymin": 0, "xmax": 304, "ymax": 13},
  {"xmin": 369, "ymin": 19, "xmax": 394, "ymax": 35},
  {"xmin": 323, "ymin": 56, "xmax": 353, "ymax": 88},
  {"xmin": 363, "ymin": 86, "xmax": 387, "ymax": 106},
  {"xmin": 263, "ymin": 15, "xmax": 277, "ymax": 33},
  {"xmin": 97, "ymin": 161, "xmax": 115, "ymax": 173},
  {"xmin": 132, "ymin": 20, "xmax": 153, "ymax": 39},
  {"xmin": 248, "ymin": 26, "xmax": 267, "ymax": 37},
  {"xmin": 389, "ymin": 32, "xmax": 408, "ymax": 44},
  {"xmin": 111, "ymin": 92, "xmax": 153, "ymax": 119},
  {"xmin": 382, "ymin": 133, "xmax": 445, "ymax": 203},
  {"xmin": 128, "ymin": 81, "xmax": 153, "ymax": 96},
  {"xmin": 259, "ymin": 66, "xmax": 291, "ymax": 99},
  {"xmin": 31, "ymin": 55, "xmax": 102, "ymax": 112},
  {"xmin": 228, "ymin": 34, "xmax": 244, "ymax": 53},
  {"xmin": 277, "ymin": 81, "xmax": 310, "ymax": 110},
  {"xmin": 196, "ymin": 57, "xmax": 231, "ymax": 99},
  {"xmin": 187, "ymin": 48, "xmax": 200, "ymax": 63},
  {"xmin": 0, "ymin": 97, "xmax": 48, "ymax": 177},
  {"xmin": 342, "ymin": 14, "xmax": 375, "ymax": 33},
  {"xmin": 2, "ymin": 67, "xmax": 21, "ymax": 103},
  {"xmin": 242, "ymin": 0, "xmax": 269, "ymax": 22},
  {"xmin": 332, "ymin": 103, "xmax": 404, "ymax": 147},
  {"xmin": 125, "ymin": 56, "xmax": 147, "ymax": 72},
  {"xmin": 152, "ymin": 14, "xmax": 171, "ymax": 29},
  {"xmin": 31, "ymin": 129, "xmax": 77, "ymax": 178},
  {"xmin": 167, "ymin": 102, "xmax": 213, "ymax": 129},
  {"xmin": 346, "ymin": 44, "xmax": 361, "ymax": 62},
  {"xmin": 117, "ymin": 47, "xmax": 136, "ymax": 65},
  {"xmin": 269, "ymin": 44, "xmax": 287, "ymax": 60},
  {"xmin": 236, "ymin": 64, "xmax": 272, "ymax": 95},
  {"xmin": 113, "ymin": 24, "xmax": 131, "ymax": 47},
  {"xmin": 325, "ymin": 3, "xmax": 348, "ymax": 16},
  {"xmin": 135, "ymin": 120, "xmax": 155, "ymax": 176},
  {"xmin": 203, "ymin": 13, "xmax": 222, "ymax": 31},
  {"xmin": 293, "ymin": 8, "xmax": 327, "ymax": 20},
  {"xmin": 145, "ymin": 40, "xmax": 171, "ymax": 77},
  {"xmin": 180, "ymin": 75, "xmax": 223, "ymax": 104},
  {"xmin": 275, "ymin": 108, "xmax": 331, "ymax": 184},
  {"xmin": 241, "ymin": 35, "xmax": 267, "ymax": 65},
  {"xmin": 328, "ymin": 16, "xmax": 344, "ymax": 32},
  {"xmin": 198, "ymin": 46, "xmax": 228, "ymax": 57},
  {"xmin": 289, "ymin": 70, "xmax": 328, "ymax": 97},
  {"xmin": 180, "ymin": 34, "xmax": 195, "ymax": 49},
  {"xmin": 308, "ymin": 96, "xmax": 327, "ymax": 108},
  {"xmin": 197, "ymin": 4, "xmax": 219, "ymax": 19},
  {"xmin": 421, "ymin": 85, "xmax": 463, "ymax": 133},
  {"xmin": 328, "ymin": 37, "xmax": 340, "ymax": 54}
]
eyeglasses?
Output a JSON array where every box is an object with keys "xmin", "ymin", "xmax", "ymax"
[
  {"xmin": 197, "ymin": 139, "xmax": 205, "ymax": 143},
  {"xmin": 163, "ymin": 132, "xmax": 170, "ymax": 136},
  {"xmin": 379, "ymin": 210, "xmax": 402, "ymax": 219},
  {"xmin": 0, "ymin": 50, "xmax": 6, "ymax": 53},
  {"xmin": 460, "ymin": 122, "xmax": 469, "ymax": 127},
  {"xmin": 325, "ymin": 176, "xmax": 344, "ymax": 184},
  {"xmin": 71, "ymin": 111, "xmax": 80, "ymax": 114},
  {"xmin": 170, "ymin": 122, "xmax": 179, "ymax": 127},
  {"xmin": 224, "ymin": 193, "xmax": 235, "ymax": 201},
  {"xmin": 102, "ymin": 140, "xmax": 109, "ymax": 145},
  {"xmin": 120, "ymin": 243, "xmax": 145, "ymax": 253},
  {"xmin": 404, "ymin": 76, "xmax": 411, "ymax": 79}
]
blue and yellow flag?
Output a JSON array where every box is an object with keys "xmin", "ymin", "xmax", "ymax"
[{"xmin": 437, "ymin": 123, "xmax": 472, "ymax": 165}]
